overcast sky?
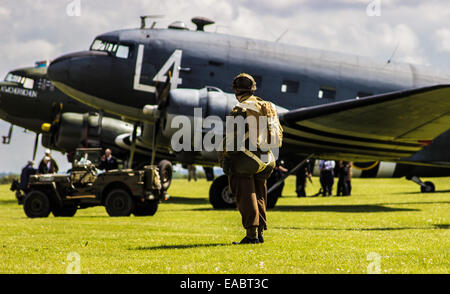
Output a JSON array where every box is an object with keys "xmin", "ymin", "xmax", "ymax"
[{"xmin": 1, "ymin": 0, "xmax": 450, "ymax": 173}]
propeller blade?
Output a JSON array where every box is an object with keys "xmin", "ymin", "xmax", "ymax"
[
  {"xmin": 150, "ymin": 119, "xmax": 159, "ymax": 166},
  {"xmin": 129, "ymin": 122, "xmax": 138, "ymax": 169},
  {"xmin": 32, "ymin": 133, "xmax": 40, "ymax": 161},
  {"xmin": 157, "ymin": 70, "xmax": 172, "ymax": 110},
  {"xmin": 52, "ymin": 103, "xmax": 63, "ymax": 126},
  {"xmin": 97, "ymin": 110, "xmax": 103, "ymax": 136},
  {"xmin": 2, "ymin": 124, "xmax": 13, "ymax": 144},
  {"xmin": 150, "ymin": 71, "xmax": 172, "ymax": 166}
]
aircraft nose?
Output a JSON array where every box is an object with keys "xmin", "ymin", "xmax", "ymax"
[
  {"xmin": 47, "ymin": 56, "xmax": 70, "ymax": 84},
  {"xmin": 48, "ymin": 50, "xmax": 109, "ymax": 85}
]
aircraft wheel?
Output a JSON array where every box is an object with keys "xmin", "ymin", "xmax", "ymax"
[
  {"xmin": 158, "ymin": 160, "xmax": 173, "ymax": 191},
  {"xmin": 52, "ymin": 204, "xmax": 77, "ymax": 217},
  {"xmin": 105, "ymin": 189, "xmax": 134, "ymax": 217},
  {"xmin": 133, "ymin": 200, "xmax": 158, "ymax": 216},
  {"xmin": 209, "ymin": 175, "xmax": 236, "ymax": 209},
  {"xmin": 421, "ymin": 181, "xmax": 435, "ymax": 193},
  {"xmin": 23, "ymin": 190, "xmax": 51, "ymax": 218}
]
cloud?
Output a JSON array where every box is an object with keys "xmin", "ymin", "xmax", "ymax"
[{"xmin": 434, "ymin": 28, "xmax": 450, "ymax": 53}]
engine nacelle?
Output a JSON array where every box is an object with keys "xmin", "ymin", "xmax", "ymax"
[
  {"xmin": 42, "ymin": 112, "xmax": 134, "ymax": 154},
  {"xmin": 155, "ymin": 88, "xmax": 236, "ymax": 165},
  {"xmin": 161, "ymin": 87, "xmax": 236, "ymax": 139}
]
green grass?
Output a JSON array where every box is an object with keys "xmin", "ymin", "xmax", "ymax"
[{"xmin": 0, "ymin": 176, "xmax": 449, "ymax": 274}]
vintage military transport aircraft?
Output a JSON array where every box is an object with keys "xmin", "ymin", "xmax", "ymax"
[{"xmin": 13, "ymin": 17, "xmax": 450, "ymax": 208}]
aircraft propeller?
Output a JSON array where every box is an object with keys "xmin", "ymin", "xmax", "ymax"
[
  {"xmin": 150, "ymin": 71, "xmax": 172, "ymax": 166},
  {"xmin": 128, "ymin": 122, "xmax": 139, "ymax": 168},
  {"xmin": 32, "ymin": 133, "xmax": 40, "ymax": 161}
]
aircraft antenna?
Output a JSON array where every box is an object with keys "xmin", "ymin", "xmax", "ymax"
[
  {"xmin": 140, "ymin": 15, "xmax": 164, "ymax": 29},
  {"xmin": 275, "ymin": 29, "xmax": 289, "ymax": 43},
  {"xmin": 387, "ymin": 42, "xmax": 399, "ymax": 64}
]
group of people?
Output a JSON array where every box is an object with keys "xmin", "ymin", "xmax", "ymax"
[
  {"xmin": 278, "ymin": 159, "xmax": 352, "ymax": 198},
  {"xmin": 19, "ymin": 149, "xmax": 58, "ymax": 193},
  {"xmin": 19, "ymin": 148, "xmax": 118, "ymax": 194},
  {"xmin": 318, "ymin": 160, "xmax": 352, "ymax": 197}
]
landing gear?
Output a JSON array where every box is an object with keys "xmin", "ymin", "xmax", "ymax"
[
  {"xmin": 421, "ymin": 181, "xmax": 435, "ymax": 193},
  {"xmin": 208, "ymin": 174, "xmax": 281, "ymax": 209},
  {"xmin": 209, "ymin": 175, "xmax": 235, "ymax": 209},
  {"xmin": 407, "ymin": 176, "xmax": 436, "ymax": 193}
]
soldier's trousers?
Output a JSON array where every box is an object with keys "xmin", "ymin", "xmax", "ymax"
[{"xmin": 229, "ymin": 175, "xmax": 267, "ymax": 231}]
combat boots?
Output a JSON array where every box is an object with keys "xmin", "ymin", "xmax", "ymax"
[
  {"xmin": 233, "ymin": 236, "xmax": 260, "ymax": 244},
  {"xmin": 233, "ymin": 227, "xmax": 260, "ymax": 244}
]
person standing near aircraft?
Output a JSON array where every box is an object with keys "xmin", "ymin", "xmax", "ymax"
[
  {"xmin": 319, "ymin": 160, "xmax": 335, "ymax": 196},
  {"xmin": 336, "ymin": 161, "xmax": 349, "ymax": 196},
  {"xmin": 19, "ymin": 160, "xmax": 37, "ymax": 193},
  {"xmin": 99, "ymin": 148, "xmax": 118, "ymax": 171},
  {"xmin": 296, "ymin": 159, "xmax": 313, "ymax": 197},
  {"xmin": 38, "ymin": 149, "xmax": 59, "ymax": 174},
  {"xmin": 345, "ymin": 162, "xmax": 353, "ymax": 196},
  {"xmin": 38, "ymin": 156, "xmax": 50, "ymax": 174},
  {"xmin": 219, "ymin": 73, "xmax": 283, "ymax": 244},
  {"xmin": 268, "ymin": 159, "xmax": 288, "ymax": 197},
  {"xmin": 187, "ymin": 165, "xmax": 197, "ymax": 181}
]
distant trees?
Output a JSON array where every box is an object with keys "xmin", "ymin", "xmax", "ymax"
[{"xmin": 0, "ymin": 174, "xmax": 19, "ymax": 185}]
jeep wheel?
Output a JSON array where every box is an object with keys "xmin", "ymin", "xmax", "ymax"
[
  {"xmin": 158, "ymin": 160, "xmax": 173, "ymax": 191},
  {"xmin": 105, "ymin": 189, "xmax": 134, "ymax": 217},
  {"xmin": 23, "ymin": 191, "xmax": 51, "ymax": 218},
  {"xmin": 133, "ymin": 200, "xmax": 158, "ymax": 216},
  {"xmin": 52, "ymin": 204, "xmax": 77, "ymax": 217}
]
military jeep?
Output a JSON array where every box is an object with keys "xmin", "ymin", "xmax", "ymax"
[{"xmin": 22, "ymin": 148, "xmax": 162, "ymax": 218}]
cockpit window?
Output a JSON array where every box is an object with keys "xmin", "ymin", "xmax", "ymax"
[
  {"xmin": 90, "ymin": 39, "xmax": 131, "ymax": 59},
  {"xmin": 4, "ymin": 73, "xmax": 35, "ymax": 89},
  {"xmin": 116, "ymin": 45, "xmax": 129, "ymax": 59}
]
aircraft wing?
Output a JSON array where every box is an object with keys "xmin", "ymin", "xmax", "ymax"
[{"xmin": 279, "ymin": 85, "xmax": 450, "ymax": 161}]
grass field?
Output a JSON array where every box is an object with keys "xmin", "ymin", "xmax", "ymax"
[{"xmin": 0, "ymin": 176, "xmax": 449, "ymax": 274}]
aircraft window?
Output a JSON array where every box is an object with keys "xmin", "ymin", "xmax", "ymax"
[
  {"xmin": 90, "ymin": 39, "xmax": 131, "ymax": 59},
  {"xmin": 23, "ymin": 78, "xmax": 34, "ymax": 89},
  {"xmin": 5, "ymin": 73, "xmax": 21, "ymax": 83},
  {"xmin": 4, "ymin": 73, "xmax": 34, "ymax": 89},
  {"xmin": 91, "ymin": 39, "xmax": 107, "ymax": 51},
  {"xmin": 281, "ymin": 80, "xmax": 299, "ymax": 93},
  {"xmin": 318, "ymin": 87, "xmax": 336, "ymax": 99},
  {"xmin": 116, "ymin": 45, "xmax": 130, "ymax": 59}
]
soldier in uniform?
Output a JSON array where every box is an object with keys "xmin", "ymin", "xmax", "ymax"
[{"xmin": 219, "ymin": 73, "xmax": 283, "ymax": 244}]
